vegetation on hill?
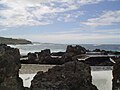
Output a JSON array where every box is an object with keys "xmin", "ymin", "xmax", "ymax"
[{"xmin": 0, "ymin": 37, "xmax": 32, "ymax": 44}]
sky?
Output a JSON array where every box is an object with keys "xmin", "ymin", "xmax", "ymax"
[{"xmin": 0, "ymin": 0, "xmax": 120, "ymax": 44}]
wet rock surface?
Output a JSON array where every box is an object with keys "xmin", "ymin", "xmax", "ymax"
[
  {"xmin": 0, "ymin": 44, "xmax": 24, "ymax": 90},
  {"xmin": 30, "ymin": 61, "xmax": 98, "ymax": 90},
  {"xmin": 112, "ymin": 61, "xmax": 120, "ymax": 90}
]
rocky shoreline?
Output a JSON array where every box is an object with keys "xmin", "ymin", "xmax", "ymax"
[
  {"xmin": 20, "ymin": 45, "xmax": 119, "ymax": 66},
  {"xmin": 0, "ymin": 44, "xmax": 120, "ymax": 90}
]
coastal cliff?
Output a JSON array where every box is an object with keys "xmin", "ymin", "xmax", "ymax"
[{"xmin": 0, "ymin": 37, "xmax": 32, "ymax": 44}]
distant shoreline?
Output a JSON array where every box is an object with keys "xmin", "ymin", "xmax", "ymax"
[{"xmin": 0, "ymin": 37, "xmax": 32, "ymax": 44}]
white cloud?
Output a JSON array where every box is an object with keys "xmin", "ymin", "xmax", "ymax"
[
  {"xmin": 57, "ymin": 11, "xmax": 84, "ymax": 22},
  {"xmin": 9, "ymin": 32, "xmax": 120, "ymax": 44},
  {"xmin": 82, "ymin": 10, "xmax": 120, "ymax": 27},
  {"xmin": 0, "ymin": 0, "xmax": 104, "ymax": 27}
]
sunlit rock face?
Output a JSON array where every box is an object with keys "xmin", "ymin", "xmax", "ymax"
[
  {"xmin": 30, "ymin": 61, "xmax": 98, "ymax": 90},
  {"xmin": 0, "ymin": 44, "xmax": 24, "ymax": 90},
  {"xmin": 112, "ymin": 61, "xmax": 120, "ymax": 90}
]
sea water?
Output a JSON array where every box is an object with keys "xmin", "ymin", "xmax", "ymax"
[
  {"xmin": 92, "ymin": 70, "xmax": 112, "ymax": 90},
  {"xmin": 11, "ymin": 43, "xmax": 115, "ymax": 90},
  {"xmin": 8, "ymin": 43, "xmax": 120, "ymax": 55},
  {"xmin": 19, "ymin": 70, "xmax": 112, "ymax": 90}
]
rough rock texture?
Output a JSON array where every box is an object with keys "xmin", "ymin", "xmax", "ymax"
[
  {"xmin": 0, "ymin": 44, "xmax": 24, "ymax": 90},
  {"xmin": 60, "ymin": 45, "xmax": 86, "ymax": 64},
  {"xmin": 66, "ymin": 45, "xmax": 86, "ymax": 55},
  {"xmin": 30, "ymin": 61, "xmax": 98, "ymax": 90},
  {"xmin": 28, "ymin": 53, "xmax": 37, "ymax": 63},
  {"xmin": 38, "ymin": 49, "xmax": 52, "ymax": 63},
  {"xmin": 112, "ymin": 57, "xmax": 120, "ymax": 63},
  {"xmin": 112, "ymin": 61, "xmax": 120, "ymax": 90}
]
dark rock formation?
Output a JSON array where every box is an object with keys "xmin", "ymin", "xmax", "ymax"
[
  {"xmin": 0, "ymin": 44, "xmax": 24, "ymax": 90},
  {"xmin": 30, "ymin": 61, "xmax": 98, "ymax": 90},
  {"xmin": 112, "ymin": 57, "xmax": 120, "ymax": 63},
  {"xmin": 112, "ymin": 61, "xmax": 120, "ymax": 90},
  {"xmin": 28, "ymin": 53, "xmax": 37, "ymax": 63},
  {"xmin": 66, "ymin": 45, "xmax": 86, "ymax": 55},
  {"xmin": 59, "ymin": 45, "xmax": 86, "ymax": 64},
  {"xmin": 38, "ymin": 49, "xmax": 52, "ymax": 64},
  {"xmin": 51, "ymin": 52, "xmax": 65, "ymax": 56},
  {"xmin": 85, "ymin": 57, "xmax": 114, "ymax": 66}
]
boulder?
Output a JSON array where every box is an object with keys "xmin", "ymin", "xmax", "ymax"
[
  {"xmin": 112, "ymin": 61, "xmax": 120, "ymax": 90},
  {"xmin": 60, "ymin": 45, "xmax": 86, "ymax": 64},
  {"xmin": 66, "ymin": 45, "xmax": 86, "ymax": 55},
  {"xmin": 0, "ymin": 44, "xmax": 24, "ymax": 90},
  {"xmin": 30, "ymin": 61, "xmax": 98, "ymax": 90},
  {"xmin": 38, "ymin": 49, "xmax": 52, "ymax": 64}
]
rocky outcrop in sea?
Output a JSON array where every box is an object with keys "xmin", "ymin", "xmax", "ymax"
[{"xmin": 21, "ymin": 45, "xmax": 87, "ymax": 65}]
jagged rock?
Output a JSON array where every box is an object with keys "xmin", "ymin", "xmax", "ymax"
[
  {"xmin": 112, "ymin": 57, "xmax": 120, "ymax": 63},
  {"xmin": 112, "ymin": 61, "xmax": 120, "ymax": 90},
  {"xmin": 60, "ymin": 45, "xmax": 86, "ymax": 64},
  {"xmin": 28, "ymin": 53, "xmax": 37, "ymax": 63},
  {"xmin": 38, "ymin": 49, "xmax": 52, "ymax": 64},
  {"xmin": 30, "ymin": 61, "xmax": 98, "ymax": 90},
  {"xmin": 66, "ymin": 45, "xmax": 86, "ymax": 55},
  {"xmin": 0, "ymin": 44, "xmax": 24, "ymax": 90}
]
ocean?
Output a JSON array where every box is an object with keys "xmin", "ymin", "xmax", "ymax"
[
  {"xmin": 9, "ymin": 43, "xmax": 120, "ymax": 55},
  {"xmin": 8, "ymin": 43, "xmax": 117, "ymax": 90}
]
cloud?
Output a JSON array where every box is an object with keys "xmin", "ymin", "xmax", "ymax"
[
  {"xmin": 82, "ymin": 10, "xmax": 120, "ymax": 27},
  {"xmin": 57, "ymin": 11, "xmax": 84, "ymax": 22},
  {"xmin": 5, "ymin": 26, "xmax": 119, "ymax": 44},
  {"xmin": 9, "ymin": 32, "xmax": 120, "ymax": 44},
  {"xmin": 0, "ymin": 0, "xmax": 104, "ymax": 27}
]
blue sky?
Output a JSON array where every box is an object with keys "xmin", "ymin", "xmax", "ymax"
[{"xmin": 0, "ymin": 0, "xmax": 120, "ymax": 44}]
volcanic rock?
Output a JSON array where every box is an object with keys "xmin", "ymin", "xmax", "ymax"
[
  {"xmin": 0, "ymin": 44, "xmax": 24, "ymax": 90},
  {"xmin": 38, "ymin": 49, "xmax": 52, "ymax": 64},
  {"xmin": 112, "ymin": 61, "xmax": 120, "ymax": 90},
  {"xmin": 66, "ymin": 45, "xmax": 86, "ymax": 55},
  {"xmin": 28, "ymin": 53, "xmax": 37, "ymax": 63},
  {"xmin": 60, "ymin": 45, "xmax": 86, "ymax": 64},
  {"xmin": 30, "ymin": 61, "xmax": 98, "ymax": 90}
]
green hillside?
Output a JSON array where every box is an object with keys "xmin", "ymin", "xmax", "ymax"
[{"xmin": 0, "ymin": 37, "xmax": 32, "ymax": 44}]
